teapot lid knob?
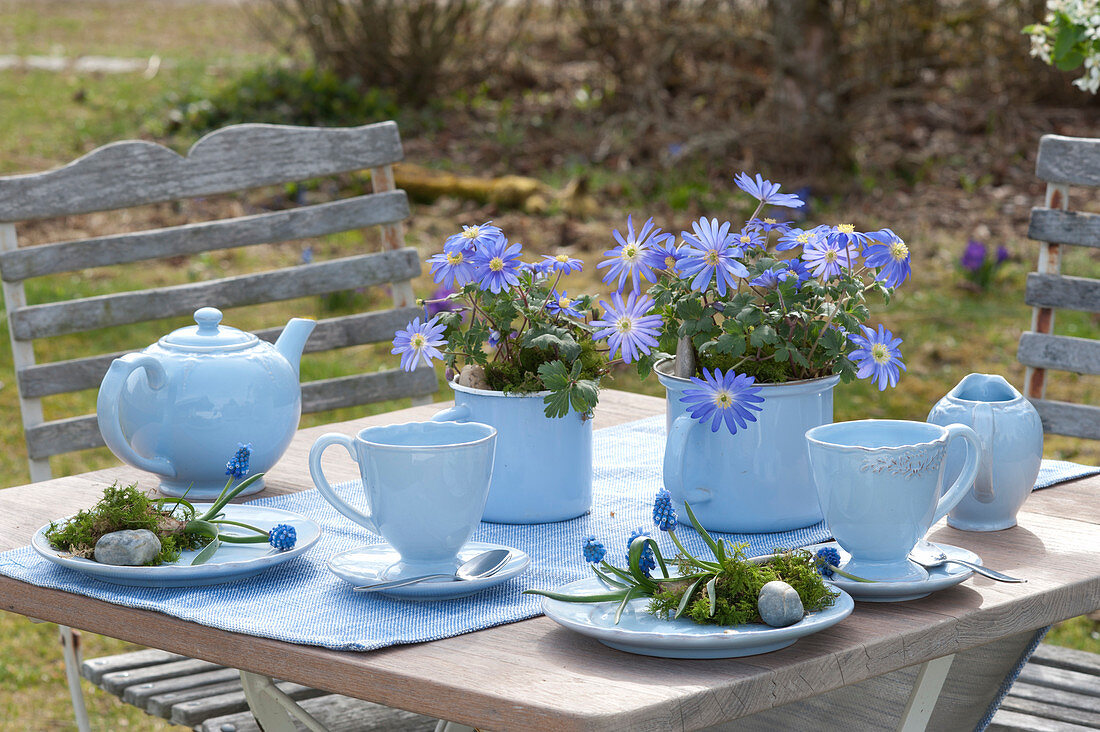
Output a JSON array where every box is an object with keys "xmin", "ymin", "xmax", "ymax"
[{"xmin": 194, "ymin": 307, "xmax": 223, "ymax": 334}]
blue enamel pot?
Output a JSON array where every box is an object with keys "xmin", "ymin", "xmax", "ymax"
[
  {"xmin": 431, "ymin": 380, "xmax": 593, "ymax": 524},
  {"xmin": 657, "ymin": 359, "xmax": 836, "ymax": 533}
]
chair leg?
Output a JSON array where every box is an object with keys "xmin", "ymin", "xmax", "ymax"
[
  {"xmin": 59, "ymin": 625, "xmax": 91, "ymax": 732},
  {"xmin": 239, "ymin": 670, "xmax": 329, "ymax": 732},
  {"xmin": 896, "ymin": 654, "xmax": 955, "ymax": 732}
]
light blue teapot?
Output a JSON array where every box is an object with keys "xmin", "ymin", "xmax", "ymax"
[{"xmin": 96, "ymin": 307, "xmax": 315, "ymax": 498}]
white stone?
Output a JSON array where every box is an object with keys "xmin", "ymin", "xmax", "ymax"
[
  {"xmin": 757, "ymin": 580, "xmax": 804, "ymax": 627},
  {"xmin": 457, "ymin": 364, "xmax": 489, "ymax": 390},
  {"xmin": 94, "ymin": 529, "xmax": 162, "ymax": 566}
]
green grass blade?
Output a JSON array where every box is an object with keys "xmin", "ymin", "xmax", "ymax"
[
  {"xmin": 706, "ymin": 575, "xmax": 718, "ymax": 617},
  {"xmin": 674, "ymin": 575, "xmax": 706, "ymax": 619},
  {"xmin": 684, "ymin": 502, "xmax": 722, "ymax": 559},
  {"xmin": 613, "ymin": 586, "xmax": 643, "ymax": 625},
  {"xmin": 190, "ymin": 536, "xmax": 221, "ymax": 565},
  {"xmin": 523, "ymin": 588, "xmax": 628, "ymax": 603}
]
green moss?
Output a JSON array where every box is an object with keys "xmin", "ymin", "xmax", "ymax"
[
  {"xmin": 43, "ymin": 482, "xmax": 204, "ymax": 565},
  {"xmin": 699, "ymin": 351, "xmax": 798, "ymax": 383},
  {"xmin": 648, "ymin": 545, "xmax": 836, "ymax": 626}
]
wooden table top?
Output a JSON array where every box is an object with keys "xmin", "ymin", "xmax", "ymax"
[{"xmin": 1, "ymin": 389, "xmax": 1098, "ymax": 731}]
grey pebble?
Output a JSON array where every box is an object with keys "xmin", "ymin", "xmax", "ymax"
[
  {"xmin": 94, "ymin": 529, "xmax": 162, "ymax": 566},
  {"xmin": 757, "ymin": 580, "xmax": 805, "ymax": 627}
]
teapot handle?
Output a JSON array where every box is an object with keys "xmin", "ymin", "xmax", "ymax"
[{"xmin": 96, "ymin": 354, "xmax": 176, "ymax": 477}]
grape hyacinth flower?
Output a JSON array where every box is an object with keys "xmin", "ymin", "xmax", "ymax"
[
  {"xmin": 268, "ymin": 524, "xmax": 297, "ymax": 552},
  {"xmin": 471, "ymin": 237, "xmax": 523, "ymax": 294},
  {"xmin": 802, "ymin": 236, "xmax": 854, "ymax": 280},
  {"xmin": 733, "ymin": 172, "xmax": 805, "ymax": 208},
  {"xmin": 546, "ymin": 290, "xmax": 584, "ymax": 319},
  {"xmin": 627, "ymin": 527, "xmax": 656, "ymax": 577},
  {"xmin": 863, "ymin": 228, "xmax": 911, "ymax": 288},
  {"xmin": 678, "ymin": 217, "xmax": 749, "ymax": 296},
  {"xmin": 816, "ymin": 547, "xmax": 841, "ymax": 578},
  {"xmin": 598, "ymin": 215, "xmax": 664, "ymax": 292},
  {"xmin": 542, "ymin": 253, "xmax": 584, "ymax": 274},
  {"xmin": 391, "ymin": 316, "xmax": 447, "ymax": 371},
  {"xmin": 590, "ymin": 292, "xmax": 663, "ymax": 363},
  {"xmin": 680, "ymin": 368, "xmax": 765, "ymax": 435},
  {"xmin": 849, "ymin": 324, "xmax": 905, "ymax": 391},
  {"xmin": 225, "ymin": 443, "xmax": 252, "ymax": 479},
  {"xmin": 652, "ymin": 489, "xmax": 677, "ymax": 531},
  {"xmin": 443, "ymin": 221, "xmax": 504, "ymax": 255},
  {"xmin": 582, "ymin": 535, "xmax": 606, "ymax": 564},
  {"xmin": 427, "ymin": 249, "xmax": 477, "ymax": 289}
]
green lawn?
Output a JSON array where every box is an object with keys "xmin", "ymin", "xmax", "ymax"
[{"xmin": 0, "ymin": 1, "xmax": 1096, "ymax": 729}]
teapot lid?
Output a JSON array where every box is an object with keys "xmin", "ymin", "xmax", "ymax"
[{"xmin": 161, "ymin": 307, "xmax": 259, "ymax": 350}]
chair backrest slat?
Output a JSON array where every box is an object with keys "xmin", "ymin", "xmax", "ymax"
[
  {"xmin": 1030, "ymin": 399, "xmax": 1100, "ymax": 440},
  {"xmin": 1017, "ymin": 332, "xmax": 1100, "ymax": 377},
  {"xmin": 1024, "ymin": 272, "xmax": 1100, "ymax": 314},
  {"xmin": 25, "ymin": 416, "xmax": 103, "ymax": 461},
  {"xmin": 0, "ymin": 122, "xmax": 403, "ymax": 222},
  {"xmin": 301, "ymin": 369, "xmax": 439, "ymax": 413},
  {"xmin": 1026, "ymin": 208, "xmax": 1100, "ymax": 250},
  {"xmin": 0, "ymin": 190, "xmax": 409, "ymax": 281},
  {"xmin": 1036, "ymin": 134, "xmax": 1100, "ymax": 187},
  {"xmin": 17, "ymin": 307, "xmax": 423, "ymax": 399},
  {"xmin": 11, "ymin": 249, "xmax": 420, "ymax": 340}
]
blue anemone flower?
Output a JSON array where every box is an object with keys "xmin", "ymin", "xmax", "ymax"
[
  {"xmin": 680, "ymin": 368, "xmax": 765, "ymax": 435},
  {"xmin": 734, "ymin": 172, "xmax": 805, "ymax": 208},
  {"xmin": 597, "ymin": 215, "xmax": 664, "ymax": 292},
  {"xmin": 582, "ymin": 535, "xmax": 606, "ymax": 564},
  {"xmin": 863, "ymin": 228, "xmax": 911, "ymax": 288},
  {"xmin": 849, "ymin": 324, "xmax": 905, "ymax": 391},
  {"xmin": 471, "ymin": 238, "xmax": 523, "ymax": 294},
  {"xmin": 816, "ymin": 547, "xmax": 841, "ymax": 578},
  {"xmin": 802, "ymin": 236, "xmax": 854, "ymax": 280},
  {"xmin": 546, "ymin": 289, "xmax": 584, "ymax": 319},
  {"xmin": 627, "ymin": 527, "xmax": 656, "ymax": 577},
  {"xmin": 427, "ymin": 249, "xmax": 477, "ymax": 289},
  {"xmin": 590, "ymin": 292, "xmax": 663, "ymax": 364},
  {"xmin": 678, "ymin": 217, "xmax": 749, "ymax": 296},
  {"xmin": 225, "ymin": 443, "xmax": 252, "ymax": 479},
  {"xmin": 443, "ymin": 222, "xmax": 504, "ymax": 255},
  {"xmin": 391, "ymin": 316, "xmax": 447, "ymax": 371},
  {"xmin": 542, "ymin": 253, "xmax": 584, "ymax": 274},
  {"xmin": 652, "ymin": 489, "xmax": 677, "ymax": 532},
  {"xmin": 269, "ymin": 524, "xmax": 297, "ymax": 552}
]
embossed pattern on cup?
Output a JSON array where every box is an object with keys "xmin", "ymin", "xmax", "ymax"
[{"xmin": 806, "ymin": 420, "xmax": 981, "ymax": 582}]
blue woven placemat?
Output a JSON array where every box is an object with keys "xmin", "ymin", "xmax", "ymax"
[{"xmin": 1, "ymin": 415, "xmax": 1095, "ymax": 652}]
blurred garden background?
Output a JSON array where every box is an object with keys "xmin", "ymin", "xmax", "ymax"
[{"xmin": 1, "ymin": 0, "xmax": 1098, "ymax": 727}]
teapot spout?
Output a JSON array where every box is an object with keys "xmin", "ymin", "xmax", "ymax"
[{"xmin": 275, "ymin": 318, "xmax": 316, "ymax": 377}]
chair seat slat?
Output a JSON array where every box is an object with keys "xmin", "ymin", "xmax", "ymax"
[
  {"xmin": 1036, "ymin": 135, "xmax": 1100, "ymax": 188},
  {"xmin": 1016, "ymin": 332, "xmax": 1100, "ymax": 376},
  {"xmin": 0, "ymin": 122, "xmax": 403, "ymax": 222},
  {"xmin": 1027, "ymin": 208, "xmax": 1100, "ymax": 249},
  {"xmin": 17, "ymin": 307, "xmax": 423, "ymax": 398},
  {"xmin": 10, "ymin": 248, "xmax": 420, "ymax": 340},
  {"xmin": 1029, "ymin": 398, "xmax": 1100, "ymax": 440},
  {"xmin": 0, "ymin": 190, "xmax": 409, "ymax": 282},
  {"xmin": 1024, "ymin": 272, "xmax": 1100, "ymax": 314}
]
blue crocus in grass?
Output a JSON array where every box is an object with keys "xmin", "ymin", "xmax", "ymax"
[
  {"xmin": 816, "ymin": 547, "xmax": 841, "ymax": 578},
  {"xmin": 734, "ymin": 172, "xmax": 805, "ymax": 208},
  {"xmin": 427, "ymin": 248, "xmax": 477, "ymax": 289},
  {"xmin": 225, "ymin": 443, "xmax": 252, "ymax": 479},
  {"xmin": 849, "ymin": 324, "xmax": 905, "ymax": 391},
  {"xmin": 590, "ymin": 291, "xmax": 663, "ymax": 364},
  {"xmin": 443, "ymin": 222, "xmax": 504, "ymax": 255},
  {"xmin": 598, "ymin": 215, "xmax": 664, "ymax": 292},
  {"xmin": 627, "ymin": 527, "xmax": 656, "ymax": 577},
  {"xmin": 391, "ymin": 316, "xmax": 447, "ymax": 371},
  {"xmin": 680, "ymin": 368, "xmax": 765, "ymax": 435},
  {"xmin": 542, "ymin": 253, "xmax": 584, "ymax": 274},
  {"xmin": 268, "ymin": 524, "xmax": 297, "ymax": 552},
  {"xmin": 471, "ymin": 237, "xmax": 523, "ymax": 294},
  {"xmin": 678, "ymin": 217, "xmax": 749, "ymax": 296},
  {"xmin": 652, "ymin": 489, "xmax": 677, "ymax": 531},
  {"xmin": 863, "ymin": 228, "xmax": 911, "ymax": 288},
  {"xmin": 546, "ymin": 290, "xmax": 584, "ymax": 319},
  {"xmin": 582, "ymin": 535, "xmax": 606, "ymax": 564},
  {"xmin": 802, "ymin": 236, "xmax": 854, "ymax": 280}
]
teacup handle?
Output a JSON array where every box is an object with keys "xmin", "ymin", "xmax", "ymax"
[
  {"xmin": 431, "ymin": 403, "xmax": 471, "ymax": 423},
  {"xmin": 663, "ymin": 414, "xmax": 712, "ymax": 504},
  {"xmin": 933, "ymin": 423, "xmax": 983, "ymax": 524},
  {"xmin": 308, "ymin": 433, "xmax": 380, "ymax": 536}
]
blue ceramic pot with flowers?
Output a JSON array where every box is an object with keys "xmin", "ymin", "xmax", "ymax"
[{"xmin": 658, "ymin": 360, "xmax": 835, "ymax": 533}]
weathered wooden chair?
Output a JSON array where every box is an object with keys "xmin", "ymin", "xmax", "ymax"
[
  {"xmin": 991, "ymin": 133, "xmax": 1100, "ymax": 731},
  {"xmin": 0, "ymin": 122, "xmax": 437, "ymax": 730}
]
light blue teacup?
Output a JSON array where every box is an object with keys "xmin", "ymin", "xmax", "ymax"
[
  {"xmin": 309, "ymin": 421, "xmax": 497, "ymax": 580},
  {"xmin": 806, "ymin": 420, "xmax": 982, "ymax": 582}
]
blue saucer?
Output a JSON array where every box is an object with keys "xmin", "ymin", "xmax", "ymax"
[{"xmin": 804, "ymin": 540, "xmax": 979, "ymax": 602}]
